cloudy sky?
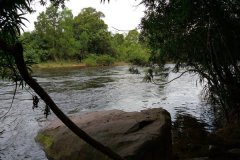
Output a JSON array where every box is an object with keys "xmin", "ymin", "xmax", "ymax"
[{"xmin": 23, "ymin": 0, "xmax": 145, "ymax": 33}]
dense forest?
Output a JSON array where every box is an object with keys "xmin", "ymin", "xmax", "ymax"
[{"xmin": 20, "ymin": 6, "xmax": 150, "ymax": 66}]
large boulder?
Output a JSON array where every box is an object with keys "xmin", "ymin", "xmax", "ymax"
[{"xmin": 36, "ymin": 108, "xmax": 172, "ymax": 160}]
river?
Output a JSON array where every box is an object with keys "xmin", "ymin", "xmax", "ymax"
[{"xmin": 0, "ymin": 65, "xmax": 213, "ymax": 160}]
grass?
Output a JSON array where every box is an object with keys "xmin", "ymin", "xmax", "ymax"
[
  {"xmin": 33, "ymin": 60, "xmax": 86, "ymax": 69},
  {"xmin": 32, "ymin": 58, "xmax": 130, "ymax": 69}
]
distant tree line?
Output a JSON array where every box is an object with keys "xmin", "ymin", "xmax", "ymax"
[{"xmin": 21, "ymin": 6, "xmax": 150, "ymax": 66}]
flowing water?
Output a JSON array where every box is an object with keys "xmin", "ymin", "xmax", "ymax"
[{"xmin": 0, "ymin": 65, "xmax": 213, "ymax": 160}]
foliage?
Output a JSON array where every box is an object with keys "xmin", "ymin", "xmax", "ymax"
[
  {"xmin": 82, "ymin": 54, "xmax": 97, "ymax": 66},
  {"xmin": 73, "ymin": 7, "xmax": 115, "ymax": 59},
  {"xmin": 0, "ymin": 0, "xmax": 32, "ymax": 81},
  {"xmin": 0, "ymin": 0, "xmax": 65, "ymax": 42},
  {"xmin": 20, "ymin": 7, "xmax": 150, "ymax": 66},
  {"xmin": 113, "ymin": 30, "xmax": 150, "ymax": 66},
  {"xmin": 127, "ymin": 47, "xmax": 150, "ymax": 66},
  {"xmin": 96, "ymin": 54, "xmax": 115, "ymax": 66},
  {"xmin": 34, "ymin": 5, "xmax": 77, "ymax": 61},
  {"xmin": 141, "ymin": 0, "xmax": 240, "ymax": 122},
  {"xmin": 83, "ymin": 54, "xmax": 115, "ymax": 66}
]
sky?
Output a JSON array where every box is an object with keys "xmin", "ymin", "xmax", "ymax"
[{"xmin": 23, "ymin": 0, "xmax": 145, "ymax": 33}]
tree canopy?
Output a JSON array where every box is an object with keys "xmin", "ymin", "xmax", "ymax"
[
  {"xmin": 33, "ymin": 5, "xmax": 77, "ymax": 61},
  {"xmin": 73, "ymin": 7, "xmax": 114, "ymax": 57},
  {"xmin": 20, "ymin": 5, "xmax": 150, "ymax": 66},
  {"xmin": 141, "ymin": 0, "xmax": 240, "ymax": 122}
]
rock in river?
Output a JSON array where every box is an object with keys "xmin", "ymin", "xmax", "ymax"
[{"xmin": 36, "ymin": 108, "xmax": 172, "ymax": 160}]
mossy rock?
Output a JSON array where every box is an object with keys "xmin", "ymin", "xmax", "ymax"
[
  {"xmin": 36, "ymin": 129, "xmax": 110, "ymax": 160},
  {"xmin": 36, "ymin": 109, "xmax": 172, "ymax": 160},
  {"xmin": 35, "ymin": 133, "xmax": 53, "ymax": 150}
]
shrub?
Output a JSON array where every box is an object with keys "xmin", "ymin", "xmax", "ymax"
[
  {"xmin": 96, "ymin": 55, "xmax": 115, "ymax": 66},
  {"xmin": 83, "ymin": 54, "xmax": 97, "ymax": 66},
  {"xmin": 128, "ymin": 50, "xmax": 150, "ymax": 66},
  {"xmin": 83, "ymin": 54, "xmax": 115, "ymax": 66}
]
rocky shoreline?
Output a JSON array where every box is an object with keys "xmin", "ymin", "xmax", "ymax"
[{"xmin": 36, "ymin": 108, "xmax": 240, "ymax": 160}]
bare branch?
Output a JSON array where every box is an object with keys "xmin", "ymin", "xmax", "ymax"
[
  {"xmin": 0, "ymin": 82, "xmax": 17, "ymax": 120},
  {"xmin": 111, "ymin": 26, "xmax": 138, "ymax": 32},
  {"xmin": 151, "ymin": 70, "xmax": 190, "ymax": 86},
  {"xmin": 12, "ymin": 42, "xmax": 124, "ymax": 160}
]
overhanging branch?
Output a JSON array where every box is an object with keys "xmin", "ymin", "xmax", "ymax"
[{"xmin": 1, "ymin": 41, "xmax": 124, "ymax": 160}]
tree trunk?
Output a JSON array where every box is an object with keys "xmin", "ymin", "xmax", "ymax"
[{"xmin": 12, "ymin": 42, "xmax": 124, "ymax": 160}]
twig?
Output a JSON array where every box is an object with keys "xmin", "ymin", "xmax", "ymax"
[
  {"xmin": 111, "ymin": 26, "xmax": 138, "ymax": 32},
  {"xmin": 23, "ymin": 85, "xmax": 35, "ymax": 96},
  {"xmin": 0, "ymin": 117, "xmax": 18, "ymax": 128},
  {"xmin": 0, "ymin": 82, "xmax": 17, "ymax": 120},
  {"xmin": 151, "ymin": 70, "xmax": 190, "ymax": 85}
]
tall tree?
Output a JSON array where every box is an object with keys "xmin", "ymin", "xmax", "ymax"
[
  {"xmin": 73, "ymin": 7, "xmax": 115, "ymax": 58},
  {"xmin": 0, "ymin": 1, "xmax": 123, "ymax": 159},
  {"xmin": 73, "ymin": 7, "xmax": 107, "ymax": 37},
  {"xmin": 35, "ymin": 5, "xmax": 60, "ymax": 60},
  {"xmin": 141, "ymin": 0, "xmax": 240, "ymax": 122},
  {"xmin": 34, "ymin": 5, "xmax": 77, "ymax": 61},
  {"xmin": 58, "ymin": 8, "xmax": 78, "ymax": 59}
]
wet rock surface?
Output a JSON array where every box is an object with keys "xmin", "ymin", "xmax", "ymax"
[{"xmin": 36, "ymin": 108, "xmax": 172, "ymax": 160}]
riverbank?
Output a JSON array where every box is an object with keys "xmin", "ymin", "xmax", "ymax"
[
  {"xmin": 36, "ymin": 108, "xmax": 240, "ymax": 160},
  {"xmin": 32, "ymin": 61, "xmax": 129, "ymax": 69}
]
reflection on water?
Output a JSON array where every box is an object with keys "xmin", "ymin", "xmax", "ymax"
[
  {"xmin": 172, "ymin": 114, "xmax": 210, "ymax": 159},
  {"xmin": 172, "ymin": 113, "xmax": 240, "ymax": 160},
  {"xmin": 0, "ymin": 65, "xmax": 214, "ymax": 159}
]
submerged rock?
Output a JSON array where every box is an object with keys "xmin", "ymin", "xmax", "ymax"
[{"xmin": 36, "ymin": 108, "xmax": 172, "ymax": 160}]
